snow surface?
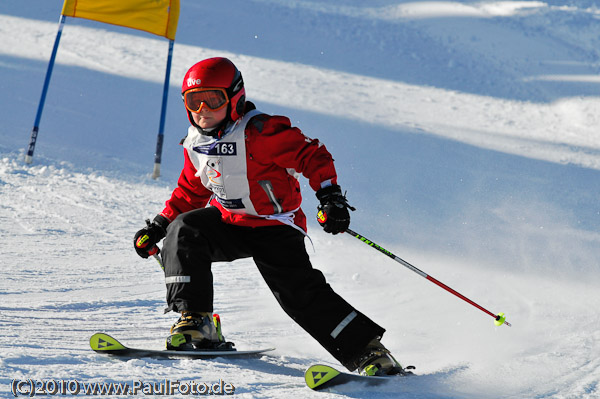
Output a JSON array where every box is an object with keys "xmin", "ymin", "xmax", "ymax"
[{"xmin": 1, "ymin": 0, "xmax": 599, "ymax": 398}]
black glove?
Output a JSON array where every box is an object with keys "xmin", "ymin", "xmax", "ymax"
[
  {"xmin": 316, "ymin": 184, "xmax": 355, "ymax": 235},
  {"xmin": 134, "ymin": 215, "xmax": 169, "ymax": 258}
]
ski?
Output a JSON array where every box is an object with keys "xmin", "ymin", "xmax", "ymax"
[
  {"xmin": 90, "ymin": 333, "xmax": 274, "ymax": 359},
  {"xmin": 304, "ymin": 364, "xmax": 412, "ymax": 391}
]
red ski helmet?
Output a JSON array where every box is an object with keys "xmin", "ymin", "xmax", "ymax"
[{"xmin": 182, "ymin": 57, "xmax": 246, "ymax": 129}]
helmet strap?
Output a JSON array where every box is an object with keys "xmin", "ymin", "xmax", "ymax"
[{"xmin": 190, "ymin": 112, "xmax": 231, "ymax": 139}]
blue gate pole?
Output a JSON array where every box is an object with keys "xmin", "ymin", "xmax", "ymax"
[
  {"xmin": 152, "ymin": 39, "xmax": 174, "ymax": 179},
  {"xmin": 25, "ymin": 15, "xmax": 67, "ymax": 164}
]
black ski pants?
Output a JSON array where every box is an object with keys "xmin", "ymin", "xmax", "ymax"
[{"xmin": 161, "ymin": 206, "xmax": 385, "ymax": 370}]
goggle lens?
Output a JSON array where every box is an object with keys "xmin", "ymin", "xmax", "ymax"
[{"xmin": 184, "ymin": 88, "xmax": 228, "ymax": 112}]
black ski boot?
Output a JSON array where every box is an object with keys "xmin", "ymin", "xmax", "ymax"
[
  {"xmin": 356, "ymin": 338, "xmax": 410, "ymax": 376},
  {"xmin": 166, "ymin": 312, "xmax": 234, "ymax": 351}
]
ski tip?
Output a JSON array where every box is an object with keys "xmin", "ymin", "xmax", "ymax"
[
  {"xmin": 305, "ymin": 364, "xmax": 341, "ymax": 390},
  {"xmin": 90, "ymin": 333, "xmax": 127, "ymax": 352}
]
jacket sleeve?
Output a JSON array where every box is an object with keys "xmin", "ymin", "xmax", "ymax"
[
  {"xmin": 160, "ymin": 149, "xmax": 213, "ymax": 221},
  {"xmin": 248, "ymin": 114, "xmax": 338, "ymax": 191}
]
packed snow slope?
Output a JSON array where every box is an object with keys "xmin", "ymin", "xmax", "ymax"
[{"xmin": 1, "ymin": 1, "xmax": 599, "ymax": 398}]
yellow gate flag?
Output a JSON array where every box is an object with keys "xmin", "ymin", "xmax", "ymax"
[{"xmin": 61, "ymin": 0, "xmax": 180, "ymax": 40}]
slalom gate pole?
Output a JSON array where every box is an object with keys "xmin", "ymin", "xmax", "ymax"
[
  {"xmin": 25, "ymin": 15, "xmax": 67, "ymax": 164},
  {"xmin": 151, "ymin": 39, "xmax": 175, "ymax": 179},
  {"xmin": 345, "ymin": 228, "xmax": 511, "ymax": 327}
]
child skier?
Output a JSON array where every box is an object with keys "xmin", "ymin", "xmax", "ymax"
[{"xmin": 134, "ymin": 57, "xmax": 404, "ymax": 376}]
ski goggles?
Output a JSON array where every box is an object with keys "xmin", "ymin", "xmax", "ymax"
[{"xmin": 183, "ymin": 88, "xmax": 229, "ymax": 113}]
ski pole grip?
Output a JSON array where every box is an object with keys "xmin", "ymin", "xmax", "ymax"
[{"xmin": 135, "ymin": 219, "xmax": 161, "ymax": 257}]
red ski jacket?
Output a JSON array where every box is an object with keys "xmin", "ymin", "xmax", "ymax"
[{"xmin": 160, "ymin": 107, "xmax": 338, "ymax": 232}]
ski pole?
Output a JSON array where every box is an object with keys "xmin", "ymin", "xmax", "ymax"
[
  {"xmin": 148, "ymin": 246, "xmax": 164, "ymax": 270},
  {"xmin": 345, "ymin": 228, "xmax": 511, "ymax": 327}
]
